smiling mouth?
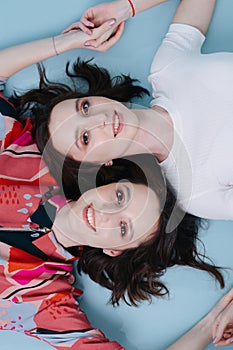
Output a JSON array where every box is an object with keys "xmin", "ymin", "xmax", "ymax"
[
  {"xmin": 83, "ymin": 204, "xmax": 96, "ymax": 232},
  {"xmin": 113, "ymin": 111, "xmax": 123, "ymax": 137}
]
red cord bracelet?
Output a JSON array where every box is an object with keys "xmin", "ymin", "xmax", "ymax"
[{"xmin": 127, "ymin": 0, "xmax": 135, "ymax": 17}]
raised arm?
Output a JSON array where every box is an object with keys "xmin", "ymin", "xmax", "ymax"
[
  {"xmin": 63, "ymin": 0, "xmax": 168, "ymax": 35},
  {"xmin": 166, "ymin": 317, "xmax": 212, "ymax": 350},
  {"xmin": 172, "ymin": 0, "xmax": 216, "ymax": 35},
  {"xmin": 0, "ymin": 19, "xmax": 122, "ymax": 78},
  {"xmin": 167, "ymin": 288, "xmax": 233, "ymax": 350}
]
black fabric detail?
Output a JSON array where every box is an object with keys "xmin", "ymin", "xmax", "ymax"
[
  {"xmin": 2, "ymin": 149, "xmax": 41, "ymax": 155},
  {"xmin": 37, "ymin": 328, "xmax": 92, "ymax": 334},
  {"xmin": 30, "ymin": 201, "xmax": 56, "ymax": 229},
  {"xmin": 0, "ymin": 97, "xmax": 17, "ymax": 119},
  {"xmin": 0, "ymin": 230, "xmax": 49, "ymax": 260}
]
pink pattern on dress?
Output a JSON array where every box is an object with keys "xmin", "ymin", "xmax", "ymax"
[{"xmin": 12, "ymin": 263, "xmax": 73, "ymax": 285}]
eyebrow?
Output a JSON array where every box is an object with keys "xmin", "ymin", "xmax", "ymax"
[
  {"xmin": 74, "ymin": 99, "xmax": 81, "ymax": 150},
  {"xmin": 122, "ymin": 184, "xmax": 134, "ymax": 240},
  {"xmin": 75, "ymin": 98, "xmax": 80, "ymax": 112}
]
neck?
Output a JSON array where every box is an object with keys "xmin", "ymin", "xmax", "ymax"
[
  {"xmin": 52, "ymin": 204, "xmax": 82, "ymax": 248},
  {"xmin": 129, "ymin": 106, "xmax": 173, "ymax": 162}
]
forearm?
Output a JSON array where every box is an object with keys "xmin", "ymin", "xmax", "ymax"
[
  {"xmin": 116, "ymin": 0, "xmax": 169, "ymax": 22},
  {"xmin": 0, "ymin": 31, "xmax": 77, "ymax": 78},
  {"xmin": 172, "ymin": 0, "xmax": 216, "ymax": 35},
  {"xmin": 166, "ymin": 317, "xmax": 212, "ymax": 350}
]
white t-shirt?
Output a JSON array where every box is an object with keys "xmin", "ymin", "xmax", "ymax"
[{"xmin": 148, "ymin": 23, "xmax": 233, "ymax": 220}]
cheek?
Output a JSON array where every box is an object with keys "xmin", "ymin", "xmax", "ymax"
[
  {"xmin": 133, "ymin": 207, "xmax": 156, "ymax": 233},
  {"xmin": 88, "ymin": 229, "xmax": 120, "ymax": 249}
]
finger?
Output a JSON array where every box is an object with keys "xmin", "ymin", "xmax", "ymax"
[
  {"xmin": 108, "ymin": 21, "xmax": 125, "ymax": 43},
  {"xmin": 214, "ymin": 336, "xmax": 233, "ymax": 347},
  {"xmin": 220, "ymin": 288, "xmax": 233, "ymax": 304},
  {"xmin": 78, "ymin": 21, "xmax": 93, "ymax": 35},
  {"xmin": 99, "ymin": 22, "xmax": 125, "ymax": 50},
  {"xmin": 93, "ymin": 18, "xmax": 116, "ymax": 37},
  {"xmin": 211, "ymin": 291, "xmax": 233, "ymax": 324},
  {"xmin": 80, "ymin": 16, "xmax": 95, "ymax": 28},
  {"xmin": 215, "ymin": 319, "xmax": 231, "ymax": 343},
  {"xmin": 212, "ymin": 321, "xmax": 219, "ymax": 343},
  {"xmin": 223, "ymin": 331, "xmax": 232, "ymax": 339},
  {"xmin": 84, "ymin": 19, "xmax": 116, "ymax": 47},
  {"xmin": 84, "ymin": 29, "xmax": 112, "ymax": 48},
  {"xmin": 62, "ymin": 21, "xmax": 92, "ymax": 35},
  {"xmin": 85, "ymin": 22, "xmax": 124, "ymax": 49},
  {"xmin": 62, "ymin": 22, "xmax": 79, "ymax": 34}
]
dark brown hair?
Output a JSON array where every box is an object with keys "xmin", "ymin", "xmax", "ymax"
[
  {"xmin": 11, "ymin": 63, "xmax": 224, "ymax": 306},
  {"xmin": 68, "ymin": 154, "xmax": 224, "ymax": 306},
  {"xmin": 10, "ymin": 58, "xmax": 149, "ymax": 197}
]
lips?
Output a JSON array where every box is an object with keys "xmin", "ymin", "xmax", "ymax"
[
  {"xmin": 113, "ymin": 111, "xmax": 123, "ymax": 137},
  {"xmin": 83, "ymin": 204, "xmax": 96, "ymax": 232}
]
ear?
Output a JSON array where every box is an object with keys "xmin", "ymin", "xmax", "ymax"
[
  {"xmin": 103, "ymin": 249, "xmax": 122, "ymax": 257},
  {"xmin": 104, "ymin": 160, "xmax": 113, "ymax": 167}
]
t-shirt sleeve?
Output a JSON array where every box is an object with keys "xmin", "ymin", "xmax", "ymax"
[{"xmin": 149, "ymin": 23, "xmax": 205, "ymax": 75}]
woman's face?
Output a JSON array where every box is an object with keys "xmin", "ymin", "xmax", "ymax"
[
  {"xmin": 49, "ymin": 96, "xmax": 140, "ymax": 163},
  {"xmin": 53, "ymin": 182, "xmax": 161, "ymax": 254}
]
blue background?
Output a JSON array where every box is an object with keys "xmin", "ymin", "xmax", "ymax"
[{"xmin": 1, "ymin": 1, "xmax": 233, "ymax": 349}]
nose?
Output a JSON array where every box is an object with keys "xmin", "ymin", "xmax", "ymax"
[
  {"xmin": 93, "ymin": 202, "xmax": 120, "ymax": 228},
  {"xmin": 80, "ymin": 113, "xmax": 107, "ymax": 130},
  {"xmin": 97, "ymin": 210, "xmax": 111, "ymax": 225}
]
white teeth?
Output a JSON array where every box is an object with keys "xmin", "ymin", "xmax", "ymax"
[
  {"xmin": 114, "ymin": 113, "xmax": 119, "ymax": 135},
  {"xmin": 87, "ymin": 207, "xmax": 94, "ymax": 228}
]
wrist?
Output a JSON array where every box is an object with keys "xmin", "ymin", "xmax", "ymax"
[
  {"xmin": 53, "ymin": 32, "xmax": 79, "ymax": 55},
  {"xmin": 115, "ymin": 0, "xmax": 133, "ymax": 22},
  {"xmin": 196, "ymin": 316, "xmax": 213, "ymax": 344}
]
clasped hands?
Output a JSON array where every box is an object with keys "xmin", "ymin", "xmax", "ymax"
[
  {"xmin": 62, "ymin": 2, "xmax": 127, "ymax": 52},
  {"xmin": 206, "ymin": 287, "xmax": 233, "ymax": 347}
]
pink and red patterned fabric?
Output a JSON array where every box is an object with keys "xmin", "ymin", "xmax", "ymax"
[
  {"xmin": 0, "ymin": 108, "xmax": 57, "ymax": 228},
  {"xmin": 0, "ymin": 82, "xmax": 123, "ymax": 349}
]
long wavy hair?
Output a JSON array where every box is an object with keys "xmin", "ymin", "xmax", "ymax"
[
  {"xmin": 68, "ymin": 154, "xmax": 225, "ymax": 306},
  {"xmin": 10, "ymin": 58, "xmax": 149, "ymax": 197},
  {"xmin": 11, "ymin": 62, "xmax": 224, "ymax": 306}
]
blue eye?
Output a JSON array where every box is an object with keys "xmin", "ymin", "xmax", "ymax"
[
  {"xmin": 120, "ymin": 221, "xmax": 127, "ymax": 237},
  {"xmin": 81, "ymin": 100, "xmax": 89, "ymax": 115},
  {"xmin": 82, "ymin": 131, "xmax": 89, "ymax": 145},
  {"xmin": 116, "ymin": 190, "xmax": 124, "ymax": 204}
]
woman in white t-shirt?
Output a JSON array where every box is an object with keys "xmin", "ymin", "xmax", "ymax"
[
  {"xmin": 44, "ymin": 0, "xmax": 233, "ymax": 223},
  {"xmin": 2, "ymin": 1, "xmax": 233, "ymax": 348}
]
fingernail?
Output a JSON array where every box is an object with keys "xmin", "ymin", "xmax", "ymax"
[
  {"xmin": 213, "ymin": 337, "xmax": 218, "ymax": 344},
  {"xmin": 108, "ymin": 19, "xmax": 116, "ymax": 26},
  {"xmin": 84, "ymin": 42, "xmax": 91, "ymax": 47}
]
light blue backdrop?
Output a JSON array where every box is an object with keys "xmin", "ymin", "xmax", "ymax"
[{"xmin": 1, "ymin": 0, "xmax": 233, "ymax": 349}]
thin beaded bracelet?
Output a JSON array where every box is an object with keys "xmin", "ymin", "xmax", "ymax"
[
  {"xmin": 52, "ymin": 37, "xmax": 59, "ymax": 56},
  {"xmin": 127, "ymin": 0, "xmax": 135, "ymax": 17}
]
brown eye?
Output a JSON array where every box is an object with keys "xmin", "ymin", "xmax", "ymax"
[
  {"xmin": 81, "ymin": 101, "xmax": 89, "ymax": 115},
  {"xmin": 82, "ymin": 131, "xmax": 89, "ymax": 145}
]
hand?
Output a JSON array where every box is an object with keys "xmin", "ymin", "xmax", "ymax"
[
  {"xmin": 212, "ymin": 291, "xmax": 233, "ymax": 347},
  {"xmin": 84, "ymin": 21, "xmax": 125, "ymax": 50},
  {"xmin": 67, "ymin": 20, "xmax": 125, "ymax": 52},
  {"xmin": 62, "ymin": 1, "xmax": 129, "ymax": 35},
  {"xmin": 194, "ymin": 288, "xmax": 233, "ymax": 348}
]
